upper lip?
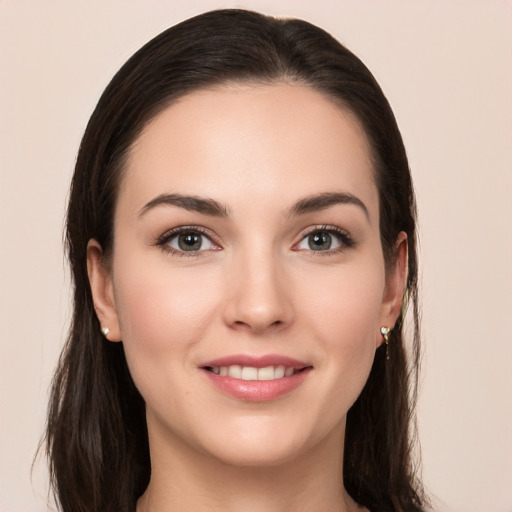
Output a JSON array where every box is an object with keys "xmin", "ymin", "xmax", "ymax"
[{"xmin": 200, "ymin": 354, "xmax": 311, "ymax": 369}]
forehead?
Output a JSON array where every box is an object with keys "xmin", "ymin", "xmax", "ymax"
[{"xmin": 121, "ymin": 83, "xmax": 377, "ymax": 218}]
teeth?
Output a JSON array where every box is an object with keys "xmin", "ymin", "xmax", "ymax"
[
  {"xmin": 274, "ymin": 365, "xmax": 285, "ymax": 379},
  {"xmin": 257, "ymin": 366, "xmax": 275, "ymax": 380},
  {"xmin": 227, "ymin": 365, "xmax": 242, "ymax": 379},
  {"xmin": 241, "ymin": 367, "xmax": 258, "ymax": 380},
  {"xmin": 211, "ymin": 365, "xmax": 298, "ymax": 381}
]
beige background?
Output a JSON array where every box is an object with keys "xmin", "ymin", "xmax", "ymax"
[{"xmin": 1, "ymin": 1, "xmax": 511, "ymax": 511}]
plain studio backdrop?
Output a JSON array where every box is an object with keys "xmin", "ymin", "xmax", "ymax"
[{"xmin": 0, "ymin": 1, "xmax": 511, "ymax": 511}]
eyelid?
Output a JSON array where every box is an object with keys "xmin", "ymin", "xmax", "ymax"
[
  {"xmin": 153, "ymin": 224, "xmax": 355, "ymax": 256},
  {"xmin": 155, "ymin": 225, "xmax": 222, "ymax": 255},
  {"xmin": 292, "ymin": 224, "xmax": 356, "ymax": 252}
]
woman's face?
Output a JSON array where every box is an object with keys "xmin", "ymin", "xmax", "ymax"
[{"xmin": 89, "ymin": 83, "xmax": 406, "ymax": 467}]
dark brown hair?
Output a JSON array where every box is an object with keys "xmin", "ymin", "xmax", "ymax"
[{"xmin": 46, "ymin": 9, "xmax": 427, "ymax": 512}]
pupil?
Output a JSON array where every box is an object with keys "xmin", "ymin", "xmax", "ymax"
[
  {"xmin": 309, "ymin": 232, "xmax": 331, "ymax": 250},
  {"xmin": 178, "ymin": 233, "xmax": 201, "ymax": 251}
]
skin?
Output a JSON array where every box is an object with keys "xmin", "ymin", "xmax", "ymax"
[{"xmin": 88, "ymin": 83, "xmax": 407, "ymax": 512}]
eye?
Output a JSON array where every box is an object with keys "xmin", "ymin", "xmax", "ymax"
[
  {"xmin": 294, "ymin": 227, "xmax": 354, "ymax": 253},
  {"xmin": 297, "ymin": 231, "xmax": 340, "ymax": 251},
  {"xmin": 156, "ymin": 227, "xmax": 220, "ymax": 255}
]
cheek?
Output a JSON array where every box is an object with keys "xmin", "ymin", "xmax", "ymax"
[
  {"xmin": 111, "ymin": 256, "xmax": 220, "ymax": 388},
  {"xmin": 114, "ymin": 258, "xmax": 217, "ymax": 340},
  {"xmin": 299, "ymin": 258, "xmax": 385, "ymax": 382},
  {"xmin": 303, "ymin": 258, "xmax": 385, "ymax": 335}
]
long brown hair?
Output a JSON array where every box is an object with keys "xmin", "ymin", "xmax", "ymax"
[{"xmin": 46, "ymin": 9, "xmax": 427, "ymax": 512}]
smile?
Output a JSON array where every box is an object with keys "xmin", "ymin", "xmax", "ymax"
[{"xmin": 200, "ymin": 355, "xmax": 312, "ymax": 401}]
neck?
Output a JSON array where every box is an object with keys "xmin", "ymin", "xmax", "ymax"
[{"xmin": 137, "ymin": 418, "xmax": 364, "ymax": 512}]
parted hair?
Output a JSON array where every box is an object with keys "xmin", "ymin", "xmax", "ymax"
[{"xmin": 46, "ymin": 9, "xmax": 427, "ymax": 512}]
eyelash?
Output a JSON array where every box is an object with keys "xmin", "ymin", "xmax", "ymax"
[
  {"xmin": 154, "ymin": 224, "xmax": 356, "ymax": 257},
  {"xmin": 293, "ymin": 225, "xmax": 356, "ymax": 256},
  {"xmin": 155, "ymin": 225, "xmax": 220, "ymax": 257}
]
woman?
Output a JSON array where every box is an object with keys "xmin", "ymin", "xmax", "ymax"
[{"xmin": 46, "ymin": 9, "xmax": 427, "ymax": 512}]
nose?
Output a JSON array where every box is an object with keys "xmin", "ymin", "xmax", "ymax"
[{"xmin": 222, "ymin": 249, "xmax": 294, "ymax": 335}]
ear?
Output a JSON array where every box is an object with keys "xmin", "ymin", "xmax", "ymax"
[
  {"xmin": 86, "ymin": 239, "xmax": 121, "ymax": 342},
  {"xmin": 377, "ymin": 231, "xmax": 408, "ymax": 347}
]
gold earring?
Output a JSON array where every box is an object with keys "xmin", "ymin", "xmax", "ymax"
[
  {"xmin": 380, "ymin": 326, "xmax": 391, "ymax": 360},
  {"xmin": 101, "ymin": 327, "xmax": 110, "ymax": 338}
]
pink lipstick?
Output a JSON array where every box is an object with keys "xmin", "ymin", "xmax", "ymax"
[{"xmin": 200, "ymin": 354, "xmax": 312, "ymax": 401}]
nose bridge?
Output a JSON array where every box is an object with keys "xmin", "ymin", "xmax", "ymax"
[{"xmin": 224, "ymin": 243, "xmax": 292, "ymax": 333}]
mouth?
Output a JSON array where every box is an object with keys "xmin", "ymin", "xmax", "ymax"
[{"xmin": 200, "ymin": 355, "xmax": 313, "ymax": 401}]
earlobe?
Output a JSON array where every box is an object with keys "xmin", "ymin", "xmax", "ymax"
[
  {"xmin": 86, "ymin": 239, "xmax": 122, "ymax": 342},
  {"xmin": 378, "ymin": 232, "xmax": 408, "ymax": 346}
]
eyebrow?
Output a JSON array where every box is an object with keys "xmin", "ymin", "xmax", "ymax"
[
  {"xmin": 138, "ymin": 191, "xmax": 369, "ymax": 220},
  {"xmin": 286, "ymin": 192, "xmax": 369, "ymax": 220},
  {"xmin": 139, "ymin": 193, "xmax": 229, "ymax": 217}
]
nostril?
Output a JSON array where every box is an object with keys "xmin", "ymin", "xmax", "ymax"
[{"xmin": 230, "ymin": 318, "xmax": 284, "ymax": 333}]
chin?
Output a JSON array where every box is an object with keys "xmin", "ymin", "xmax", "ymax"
[
  {"xmin": 204, "ymin": 439, "xmax": 308, "ymax": 469},
  {"xmin": 192, "ymin": 414, "xmax": 343, "ymax": 469}
]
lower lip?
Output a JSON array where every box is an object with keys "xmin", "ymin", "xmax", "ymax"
[{"xmin": 203, "ymin": 368, "xmax": 312, "ymax": 401}]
